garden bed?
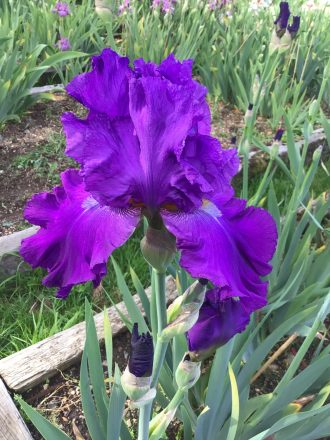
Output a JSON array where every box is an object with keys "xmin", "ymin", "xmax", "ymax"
[{"xmin": 14, "ymin": 325, "xmax": 330, "ymax": 440}]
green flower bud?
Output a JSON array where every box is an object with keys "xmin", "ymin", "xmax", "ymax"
[
  {"xmin": 161, "ymin": 280, "xmax": 206, "ymax": 340},
  {"xmin": 149, "ymin": 407, "xmax": 177, "ymax": 440},
  {"xmin": 313, "ymin": 146, "xmax": 322, "ymax": 162},
  {"xmin": 140, "ymin": 225, "xmax": 176, "ymax": 273},
  {"xmin": 308, "ymin": 99, "xmax": 319, "ymax": 120},
  {"xmin": 149, "ymin": 389, "xmax": 185, "ymax": 440},
  {"xmin": 162, "ymin": 302, "xmax": 200, "ymax": 340},
  {"xmin": 175, "ymin": 353, "xmax": 201, "ymax": 391},
  {"xmin": 121, "ymin": 367, "xmax": 154, "ymax": 404},
  {"xmin": 130, "ymin": 387, "xmax": 156, "ymax": 409},
  {"xmin": 167, "ymin": 280, "xmax": 206, "ymax": 322},
  {"xmin": 244, "ymin": 103, "xmax": 254, "ymax": 124},
  {"xmin": 269, "ymin": 30, "xmax": 291, "ymax": 53},
  {"xmin": 166, "ymin": 295, "xmax": 185, "ymax": 323}
]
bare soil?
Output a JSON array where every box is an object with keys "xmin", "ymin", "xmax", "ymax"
[{"xmin": 0, "ymin": 94, "xmax": 84, "ymax": 236}]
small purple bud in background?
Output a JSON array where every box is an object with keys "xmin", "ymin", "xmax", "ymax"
[
  {"xmin": 230, "ymin": 135, "xmax": 237, "ymax": 145},
  {"xmin": 274, "ymin": 128, "xmax": 284, "ymax": 142},
  {"xmin": 56, "ymin": 37, "xmax": 71, "ymax": 51},
  {"xmin": 287, "ymin": 16, "xmax": 300, "ymax": 37},
  {"xmin": 52, "ymin": 2, "xmax": 70, "ymax": 17},
  {"xmin": 274, "ymin": 2, "xmax": 290, "ymax": 37},
  {"xmin": 248, "ymin": 103, "xmax": 254, "ymax": 111}
]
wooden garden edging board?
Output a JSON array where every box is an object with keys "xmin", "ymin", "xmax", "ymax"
[
  {"xmin": 0, "ymin": 378, "xmax": 33, "ymax": 440},
  {"xmin": 0, "ymin": 277, "xmax": 176, "ymax": 393},
  {"xmin": 0, "ymin": 226, "xmax": 38, "ymax": 257}
]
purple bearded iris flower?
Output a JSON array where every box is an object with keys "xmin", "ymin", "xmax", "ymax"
[
  {"xmin": 56, "ymin": 37, "xmax": 71, "ymax": 51},
  {"xmin": 129, "ymin": 323, "xmax": 154, "ymax": 377},
  {"xmin": 52, "ymin": 2, "xmax": 70, "ymax": 17},
  {"xmin": 187, "ymin": 287, "xmax": 251, "ymax": 357},
  {"xmin": 20, "ymin": 49, "xmax": 277, "ymax": 304}
]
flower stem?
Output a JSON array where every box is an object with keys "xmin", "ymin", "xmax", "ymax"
[
  {"xmin": 154, "ymin": 269, "xmax": 167, "ymax": 336},
  {"xmin": 138, "ymin": 269, "xmax": 168, "ymax": 440},
  {"xmin": 138, "ymin": 406, "xmax": 151, "ymax": 440}
]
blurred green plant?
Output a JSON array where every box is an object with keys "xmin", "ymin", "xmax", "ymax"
[{"xmin": 0, "ymin": 37, "xmax": 86, "ymax": 125}]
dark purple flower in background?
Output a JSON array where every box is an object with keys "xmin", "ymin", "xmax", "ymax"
[
  {"xmin": 129, "ymin": 324, "xmax": 154, "ymax": 377},
  {"xmin": 187, "ymin": 287, "xmax": 251, "ymax": 355},
  {"xmin": 56, "ymin": 37, "xmax": 70, "ymax": 51},
  {"xmin": 230, "ymin": 135, "xmax": 237, "ymax": 145},
  {"xmin": 274, "ymin": 128, "xmax": 284, "ymax": 141},
  {"xmin": 273, "ymin": 2, "xmax": 300, "ymax": 39},
  {"xmin": 274, "ymin": 2, "xmax": 290, "ymax": 35},
  {"xmin": 21, "ymin": 49, "xmax": 277, "ymax": 303},
  {"xmin": 287, "ymin": 16, "xmax": 300, "ymax": 37},
  {"xmin": 52, "ymin": 1, "xmax": 70, "ymax": 17}
]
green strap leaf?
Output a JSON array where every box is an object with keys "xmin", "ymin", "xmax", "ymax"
[
  {"xmin": 104, "ymin": 308, "xmax": 113, "ymax": 388},
  {"xmin": 84, "ymin": 299, "xmax": 108, "ymax": 435},
  {"xmin": 248, "ymin": 404, "xmax": 330, "ymax": 440},
  {"xmin": 112, "ymin": 257, "xmax": 148, "ymax": 333},
  {"xmin": 130, "ymin": 266, "xmax": 151, "ymax": 324},
  {"xmin": 80, "ymin": 349, "xmax": 105, "ymax": 440},
  {"xmin": 107, "ymin": 365, "xmax": 127, "ymax": 440},
  {"xmin": 17, "ymin": 397, "xmax": 71, "ymax": 440},
  {"xmin": 226, "ymin": 363, "xmax": 239, "ymax": 440}
]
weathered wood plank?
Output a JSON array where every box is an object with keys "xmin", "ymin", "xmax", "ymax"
[
  {"xmin": 0, "ymin": 379, "xmax": 33, "ymax": 440},
  {"xmin": 0, "ymin": 277, "xmax": 177, "ymax": 393},
  {"xmin": 0, "ymin": 226, "xmax": 39, "ymax": 257},
  {"xmin": 30, "ymin": 84, "xmax": 64, "ymax": 95}
]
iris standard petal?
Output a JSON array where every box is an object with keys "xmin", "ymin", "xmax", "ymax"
[
  {"xmin": 63, "ymin": 50, "xmax": 218, "ymax": 213},
  {"xmin": 129, "ymin": 75, "xmax": 194, "ymax": 208},
  {"xmin": 163, "ymin": 200, "xmax": 277, "ymax": 310},
  {"xmin": 187, "ymin": 288, "xmax": 251, "ymax": 352},
  {"xmin": 66, "ymin": 49, "xmax": 131, "ymax": 118},
  {"xmin": 20, "ymin": 169, "xmax": 139, "ymax": 297},
  {"xmin": 134, "ymin": 54, "xmax": 211, "ymax": 135}
]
